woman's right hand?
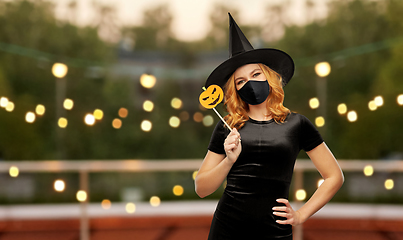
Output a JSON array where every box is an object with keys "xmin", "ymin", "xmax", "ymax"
[{"xmin": 224, "ymin": 128, "xmax": 242, "ymax": 164}]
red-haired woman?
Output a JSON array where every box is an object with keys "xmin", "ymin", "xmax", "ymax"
[{"xmin": 195, "ymin": 14, "xmax": 344, "ymax": 240}]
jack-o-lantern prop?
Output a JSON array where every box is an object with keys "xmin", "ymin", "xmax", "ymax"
[{"xmin": 199, "ymin": 85, "xmax": 224, "ymax": 109}]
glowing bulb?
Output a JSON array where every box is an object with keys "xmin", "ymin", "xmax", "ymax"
[
  {"xmin": 25, "ymin": 112, "xmax": 36, "ymax": 123},
  {"xmin": 397, "ymin": 94, "xmax": 403, "ymax": 106},
  {"xmin": 141, "ymin": 120, "xmax": 152, "ymax": 132},
  {"xmin": 315, "ymin": 116, "xmax": 325, "ymax": 127},
  {"xmin": 309, "ymin": 98, "xmax": 320, "ymax": 109},
  {"xmin": 150, "ymin": 196, "xmax": 161, "ymax": 207},
  {"xmin": 54, "ymin": 179, "xmax": 65, "ymax": 192},
  {"xmin": 58, "ymin": 117, "xmax": 68, "ymax": 128},
  {"xmin": 126, "ymin": 203, "xmax": 136, "ymax": 213},
  {"xmin": 171, "ymin": 98, "xmax": 182, "ymax": 109},
  {"xmin": 84, "ymin": 114, "xmax": 95, "ymax": 126},
  {"xmin": 169, "ymin": 116, "xmax": 180, "ymax": 128},
  {"xmin": 368, "ymin": 100, "xmax": 377, "ymax": 111},
  {"xmin": 363, "ymin": 165, "xmax": 374, "ymax": 176},
  {"xmin": 374, "ymin": 96, "xmax": 383, "ymax": 107},
  {"xmin": 36, "ymin": 104, "xmax": 45, "ymax": 115},
  {"xmin": 193, "ymin": 112, "xmax": 203, "ymax": 123},
  {"xmin": 192, "ymin": 171, "xmax": 198, "ymax": 180},
  {"xmin": 101, "ymin": 199, "xmax": 111, "ymax": 209},
  {"xmin": 93, "ymin": 109, "xmax": 103, "ymax": 120},
  {"xmin": 9, "ymin": 166, "xmax": 19, "ymax": 177},
  {"xmin": 337, "ymin": 103, "xmax": 347, "ymax": 115},
  {"xmin": 63, "ymin": 99, "xmax": 74, "ymax": 110},
  {"xmin": 384, "ymin": 179, "xmax": 394, "ymax": 190},
  {"xmin": 112, "ymin": 118, "xmax": 122, "ymax": 129},
  {"xmin": 52, "ymin": 63, "xmax": 68, "ymax": 78},
  {"xmin": 203, "ymin": 115, "xmax": 214, "ymax": 127},
  {"xmin": 295, "ymin": 189, "xmax": 307, "ymax": 201},
  {"xmin": 5, "ymin": 102, "xmax": 14, "ymax": 112},
  {"xmin": 76, "ymin": 190, "xmax": 87, "ymax": 202},
  {"xmin": 118, "ymin": 108, "xmax": 128, "ymax": 118},
  {"xmin": 317, "ymin": 179, "xmax": 324, "ymax": 188},
  {"xmin": 143, "ymin": 100, "xmax": 154, "ymax": 112},
  {"xmin": 140, "ymin": 74, "xmax": 156, "ymax": 89},
  {"xmin": 0, "ymin": 97, "xmax": 9, "ymax": 107},
  {"xmin": 173, "ymin": 185, "xmax": 184, "ymax": 196},
  {"xmin": 315, "ymin": 62, "xmax": 331, "ymax": 77},
  {"xmin": 347, "ymin": 111, "xmax": 357, "ymax": 122}
]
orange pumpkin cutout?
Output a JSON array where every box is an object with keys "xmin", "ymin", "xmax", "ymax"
[{"xmin": 199, "ymin": 85, "xmax": 224, "ymax": 109}]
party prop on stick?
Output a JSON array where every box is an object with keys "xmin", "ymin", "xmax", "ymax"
[{"xmin": 199, "ymin": 85, "xmax": 232, "ymax": 130}]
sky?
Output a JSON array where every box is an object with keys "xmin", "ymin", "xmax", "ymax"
[{"xmin": 51, "ymin": 0, "xmax": 329, "ymax": 42}]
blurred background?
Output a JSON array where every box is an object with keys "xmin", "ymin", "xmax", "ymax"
[{"xmin": 0, "ymin": 0, "xmax": 402, "ymax": 239}]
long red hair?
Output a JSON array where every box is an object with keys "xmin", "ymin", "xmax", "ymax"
[{"xmin": 223, "ymin": 63, "xmax": 290, "ymax": 129}]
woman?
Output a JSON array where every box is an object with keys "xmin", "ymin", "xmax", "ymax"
[{"xmin": 195, "ymin": 14, "xmax": 344, "ymax": 240}]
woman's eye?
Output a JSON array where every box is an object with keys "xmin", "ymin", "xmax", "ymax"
[
  {"xmin": 236, "ymin": 80, "xmax": 245, "ymax": 85},
  {"xmin": 253, "ymin": 72, "xmax": 261, "ymax": 78}
]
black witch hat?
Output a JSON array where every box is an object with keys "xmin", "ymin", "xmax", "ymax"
[{"xmin": 205, "ymin": 13, "xmax": 294, "ymax": 89}]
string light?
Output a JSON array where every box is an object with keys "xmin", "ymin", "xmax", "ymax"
[
  {"xmin": 140, "ymin": 74, "xmax": 156, "ymax": 89},
  {"xmin": 203, "ymin": 115, "xmax": 214, "ymax": 127},
  {"xmin": 150, "ymin": 196, "xmax": 161, "ymax": 207},
  {"xmin": 368, "ymin": 100, "xmax": 377, "ymax": 111},
  {"xmin": 118, "ymin": 108, "xmax": 128, "ymax": 118},
  {"xmin": 5, "ymin": 101, "xmax": 14, "ymax": 112},
  {"xmin": 171, "ymin": 98, "xmax": 182, "ymax": 109},
  {"xmin": 315, "ymin": 116, "xmax": 325, "ymax": 127},
  {"xmin": 58, "ymin": 118, "xmax": 68, "ymax": 128},
  {"xmin": 143, "ymin": 100, "xmax": 154, "ymax": 112},
  {"xmin": 101, "ymin": 199, "xmax": 111, "ymax": 209},
  {"xmin": 25, "ymin": 112, "xmax": 36, "ymax": 123},
  {"xmin": 397, "ymin": 94, "xmax": 403, "ymax": 105},
  {"xmin": 192, "ymin": 171, "xmax": 198, "ymax": 180},
  {"xmin": 173, "ymin": 185, "xmax": 184, "ymax": 196},
  {"xmin": 84, "ymin": 114, "xmax": 95, "ymax": 126},
  {"xmin": 295, "ymin": 189, "xmax": 307, "ymax": 201},
  {"xmin": 76, "ymin": 190, "xmax": 87, "ymax": 202},
  {"xmin": 126, "ymin": 203, "xmax": 136, "ymax": 213},
  {"xmin": 9, "ymin": 166, "xmax": 19, "ymax": 177},
  {"xmin": 309, "ymin": 98, "xmax": 320, "ymax": 109},
  {"xmin": 112, "ymin": 118, "xmax": 122, "ymax": 129},
  {"xmin": 93, "ymin": 109, "xmax": 104, "ymax": 120},
  {"xmin": 384, "ymin": 179, "xmax": 394, "ymax": 190},
  {"xmin": 193, "ymin": 112, "xmax": 203, "ymax": 122},
  {"xmin": 337, "ymin": 103, "xmax": 347, "ymax": 115},
  {"xmin": 169, "ymin": 116, "xmax": 180, "ymax": 128},
  {"xmin": 347, "ymin": 111, "xmax": 357, "ymax": 122},
  {"xmin": 63, "ymin": 99, "xmax": 74, "ymax": 110},
  {"xmin": 52, "ymin": 63, "xmax": 68, "ymax": 78},
  {"xmin": 363, "ymin": 165, "xmax": 374, "ymax": 176},
  {"xmin": 54, "ymin": 179, "xmax": 65, "ymax": 192},
  {"xmin": 0, "ymin": 97, "xmax": 9, "ymax": 107},
  {"xmin": 36, "ymin": 104, "xmax": 46, "ymax": 115},
  {"xmin": 141, "ymin": 120, "xmax": 152, "ymax": 132},
  {"xmin": 315, "ymin": 62, "xmax": 331, "ymax": 77},
  {"xmin": 374, "ymin": 96, "xmax": 384, "ymax": 107}
]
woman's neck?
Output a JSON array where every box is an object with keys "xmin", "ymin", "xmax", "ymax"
[{"xmin": 247, "ymin": 102, "xmax": 272, "ymax": 121}]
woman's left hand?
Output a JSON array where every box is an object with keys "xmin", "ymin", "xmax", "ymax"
[{"xmin": 273, "ymin": 198, "xmax": 303, "ymax": 226}]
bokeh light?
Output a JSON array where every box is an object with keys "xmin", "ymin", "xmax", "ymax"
[
  {"xmin": 140, "ymin": 73, "xmax": 156, "ymax": 89},
  {"xmin": 173, "ymin": 185, "xmax": 184, "ymax": 196},
  {"xmin": 193, "ymin": 112, "xmax": 203, "ymax": 122},
  {"xmin": 25, "ymin": 111, "xmax": 36, "ymax": 123},
  {"xmin": 76, "ymin": 190, "xmax": 87, "ymax": 202},
  {"xmin": 309, "ymin": 98, "xmax": 320, "ymax": 109},
  {"xmin": 150, "ymin": 196, "xmax": 161, "ymax": 207},
  {"xmin": 141, "ymin": 120, "xmax": 152, "ymax": 132},
  {"xmin": 101, "ymin": 199, "xmax": 111, "ymax": 209},
  {"xmin": 52, "ymin": 63, "xmax": 68, "ymax": 78},
  {"xmin": 5, "ymin": 101, "xmax": 14, "ymax": 112},
  {"xmin": 63, "ymin": 99, "xmax": 74, "ymax": 110},
  {"xmin": 58, "ymin": 117, "xmax": 68, "ymax": 128},
  {"xmin": 203, "ymin": 115, "xmax": 214, "ymax": 127},
  {"xmin": 93, "ymin": 109, "xmax": 104, "ymax": 120},
  {"xmin": 171, "ymin": 97, "xmax": 183, "ymax": 109},
  {"xmin": 84, "ymin": 114, "xmax": 95, "ymax": 126},
  {"xmin": 180, "ymin": 111, "xmax": 189, "ymax": 121},
  {"xmin": 118, "ymin": 108, "xmax": 128, "ymax": 118},
  {"xmin": 169, "ymin": 116, "xmax": 180, "ymax": 128},
  {"xmin": 347, "ymin": 111, "xmax": 357, "ymax": 122},
  {"xmin": 337, "ymin": 103, "xmax": 347, "ymax": 115},
  {"xmin": 126, "ymin": 202, "xmax": 136, "ymax": 213},
  {"xmin": 295, "ymin": 189, "xmax": 307, "ymax": 201},
  {"xmin": 368, "ymin": 100, "xmax": 377, "ymax": 111},
  {"xmin": 315, "ymin": 116, "xmax": 325, "ymax": 127},
  {"xmin": 9, "ymin": 166, "xmax": 19, "ymax": 177},
  {"xmin": 0, "ymin": 97, "xmax": 8, "ymax": 107},
  {"xmin": 374, "ymin": 96, "xmax": 384, "ymax": 107},
  {"xmin": 54, "ymin": 179, "xmax": 65, "ymax": 192},
  {"xmin": 384, "ymin": 179, "xmax": 394, "ymax": 190},
  {"xmin": 192, "ymin": 171, "xmax": 198, "ymax": 180},
  {"xmin": 315, "ymin": 62, "xmax": 331, "ymax": 77},
  {"xmin": 397, "ymin": 94, "xmax": 403, "ymax": 106},
  {"xmin": 317, "ymin": 179, "xmax": 324, "ymax": 188},
  {"xmin": 112, "ymin": 118, "xmax": 122, "ymax": 129},
  {"xmin": 36, "ymin": 104, "xmax": 45, "ymax": 115},
  {"xmin": 143, "ymin": 100, "xmax": 154, "ymax": 112},
  {"xmin": 363, "ymin": 165, "xmax": 374, "ymax": 177}
]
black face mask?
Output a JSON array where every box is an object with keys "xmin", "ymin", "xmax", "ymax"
[{"xmin": 237, "ymin": 80, "xmax": 270, "ymax": 105}]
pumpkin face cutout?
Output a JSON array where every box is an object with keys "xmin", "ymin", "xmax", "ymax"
[{"xmin": 199, "ymin": 85, "xmax": 224, "ymax": 109}]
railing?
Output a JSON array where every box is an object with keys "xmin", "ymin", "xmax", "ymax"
[{"xmin": 1, "ymin": 159, "xmax": 403, "ymax": 240}]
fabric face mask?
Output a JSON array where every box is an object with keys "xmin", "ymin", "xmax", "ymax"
[{"xmin": 237, "ymin": 80, "xmax": 270, "ymax": 105}]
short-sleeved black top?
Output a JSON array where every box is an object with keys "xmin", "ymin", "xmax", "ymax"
[{"xmin": 207, "ymin": 112, "xmax": 323, "ymax": 239}]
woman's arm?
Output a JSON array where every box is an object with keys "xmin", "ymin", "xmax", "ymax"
[
  {"xmin": 274, "ymin": 142, "xmax": 344, "ymax": 225},
  {"xmin": 195, "ymin": 128, "xmax": 241, "ymax": 198}
]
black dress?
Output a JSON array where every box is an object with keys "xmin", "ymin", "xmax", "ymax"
[{"xmin": 207, "ymin": 113, "xmax": 323, "ymax": 240}]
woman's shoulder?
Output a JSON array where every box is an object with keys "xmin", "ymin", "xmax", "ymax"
[{"xmin": 286, "ymin": 112, "xmax": 313, "ymax": 125}]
